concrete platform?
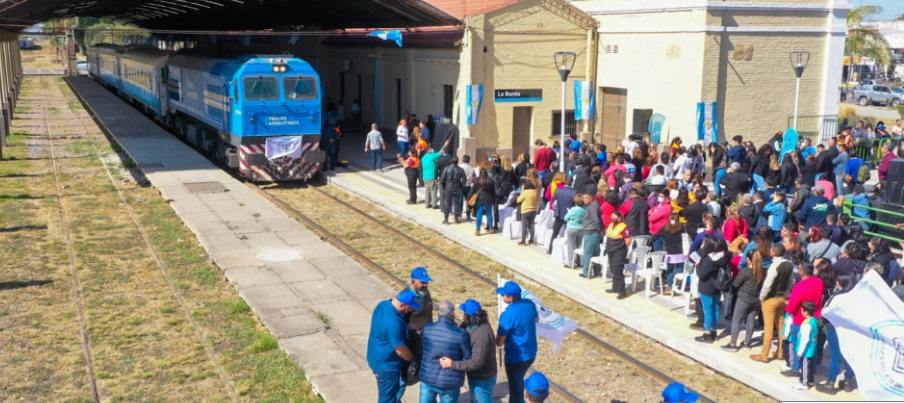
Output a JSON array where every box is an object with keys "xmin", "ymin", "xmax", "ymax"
[
  {"xmin": 327, "ymin": 130, "xmax": 865, "ymax": 402},
  {"xmin": 64, "ymin": 77, "xmax": 500, "ymax": 403}
]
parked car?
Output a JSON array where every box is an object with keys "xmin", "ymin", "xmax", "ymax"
[
  {"xmin": 853, "ymin": 84, "xmax": 904, "ymax": 107},
  {"xmin": 75, "ymin": 60, "xmax": 88, "ymax": 76}
]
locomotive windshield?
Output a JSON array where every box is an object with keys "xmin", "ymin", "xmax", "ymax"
[
  {"xmin": 284, "ymin": 76, "xmax": 318, "ymax": 100},
  {"xmin": 243, "ymin": 76, "xmax": 278, "ymax": 100}
]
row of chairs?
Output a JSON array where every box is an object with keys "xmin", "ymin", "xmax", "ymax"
[{"xmin": 569, "ymin": 232, "xmax": 696, "ymax": 313}]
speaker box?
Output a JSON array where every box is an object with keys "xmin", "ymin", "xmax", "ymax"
[
  {"xmin": 632, "ymin": 109, "xmax": 653, "ymax": 135},
  {"xmin": 886, "ymin": 159, "xmax": 904, "ymax": 203}
]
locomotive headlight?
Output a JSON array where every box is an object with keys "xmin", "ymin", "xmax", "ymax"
[{"xmin": 273, "ymin": 64, "xmax": 287, "ymax": 73}]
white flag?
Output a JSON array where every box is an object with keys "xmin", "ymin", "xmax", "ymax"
[
  {"xmin": 498, "ymin": 277, "xmax": 579, "ymax": 355},
  {"xmin": 265, "ymin": 136, "xmax": 303, "ymax": 160},
  {"xmin": 822, "ymin": 270, "xmax": 904, "ymax": 400},
  {"xmin": 573, "ymin": 80, "xmax": 594, "ymax": 121}
]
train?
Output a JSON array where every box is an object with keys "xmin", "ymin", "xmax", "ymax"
[{"xmin": 86, "ymin": 44, "xmax": 325, "ymax": 181}]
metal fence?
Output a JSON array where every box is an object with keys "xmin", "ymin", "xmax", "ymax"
[{"xmin": 788, "ymin": 115, "xmax": 839, "ymax": 145}]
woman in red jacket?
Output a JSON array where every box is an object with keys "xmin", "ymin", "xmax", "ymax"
[
  {"xmin": 722, "ymin": 205, "xmax": 748, "ymax": 244},
  {"xmin": 599, "ymin": 190, "xmax": 620, "ymax": 229},
  {"xmin": 649, "ymin": 189, "xmax": 673, "ymax": 242}
]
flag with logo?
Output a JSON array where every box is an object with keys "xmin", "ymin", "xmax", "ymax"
[
  {"xmin": 367, "ymin": 30, "xmax": 403, "ymax": 47},
  {"xmin": 498, "ymin": 276, "xmax": 579, "ymax": 355},
  {"xmin": 695, "ymin": 102, "xmax": 718, "ymax": 144},
  {"xmin": 265, "ymin": 136, "xmax": 303, "ymax": 160},
  {"xmin": 822, "ymin": 270, "xmax": 904, "ymax": 400},
  {"xmin": 465, "ymin": 84, "xmax": 483, "ymax": 125},
  {"xmin": 573, "ymin": 80, "xmax": 594, "ymax": 120},
  {"xmin": 286, "ymin": 33, "xmax": 302, "ymax": 46},
  {"xmin": 648, "ymin": 113, "xmax": 666, "ymax": 145}
]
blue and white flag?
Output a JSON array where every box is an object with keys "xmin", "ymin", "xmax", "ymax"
[
  {"xmin": 465, "ymin": 84, "xmax": 483, "ymax": 125},
  {"xmin": 265, "ymin": 136, "xmax": 303, "ymax": 160},
  {"xmin": 696, "ymin": 101, "xmax": 718, "ymax": 144},
  {"xmin": 240, "ymin": 35, "xmax": 253, "ymax": 47},
  {"xmin": 368, "ymin": 30, "xmax": 403, "ymax": 47},
  {"xmin": 823, "ymin": 270, "xmax": 904, "ymax": 400},
  {"xmin": 780, "ymin": 128, "xmax": 798, "ymax": 163},
  {"xmin": 573, "ymin": 80, "xmax": 594, "ymax": 120},
  {"xmin": 648, "ymin": 113, "xmax": 666, "ymax": 145},
  {"xmin": 286, "ymin": 33, "xmax": 302, "ymax": 46},
  {"xmin": 498, "ymin": 276, "xmax": 579, "ymax": 355}
]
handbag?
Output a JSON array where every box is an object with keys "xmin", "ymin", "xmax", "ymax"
[
  {"xmin": 713, "ymin": 264, "xmax": 733, "ymax": 292},
  {"xmin": 467, "ymin": 192, "xmax": 478, "ymax": 207}
]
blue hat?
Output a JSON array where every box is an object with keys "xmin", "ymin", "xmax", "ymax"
[
  {"xmin": 459, "ymin": 299, "xmax": 482, "ymax": 316},
  {"xmin": 496, "ymin": 281, "xmax": 522, "ymax": 297},
  {"xmin": 661, "ymin": 383, "xmax": 699, "ymax": 403},
  {"xmin": 524, "ymin": 372, "xmax": 549, "ymax": 398},
  {"xmin": 411, "ymin": 267, "xmax": 432, "ymax": 283},
  {"xmin": 397, "ymin": 289, "xmax": 422, "ymax": 311}
]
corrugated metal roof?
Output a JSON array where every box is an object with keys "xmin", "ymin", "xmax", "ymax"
[
  {"xmin": 424, "ymin": 0, "xmax": 519, "ymax": 19},
  {"xmin": 0, "ymin": 0, "xmax": 462, "ymax": 31}
]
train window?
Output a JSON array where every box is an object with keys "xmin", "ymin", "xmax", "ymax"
[
  {"xmin": 243, "ymin": 76, "xmax": 278, "ymax": 101},
  {"xmin": 284, "ymin": 76, "xmax": 317, "ymax": 100}
]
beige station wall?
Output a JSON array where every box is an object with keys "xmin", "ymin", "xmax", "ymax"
[
  {"xmin": 462, "ymin": 0, "xmax": 597, "ymax": 158},
  {"xmin": 593, "ymin": 8, "xmax": 707, "ymax": 147},
  {"xmin": 315, "ymin": 46, "xmax": 460, "ymax": 130}
]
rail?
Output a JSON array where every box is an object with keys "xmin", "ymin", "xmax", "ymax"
[
  {"xmin": 248, "ymin": 182, "xmax": 717, "ymax": 403},
  {"xmin": 841, "ymin": 196, "xmax": 904, "ymax": 245}
]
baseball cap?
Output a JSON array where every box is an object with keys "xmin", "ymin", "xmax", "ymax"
[
  {"xmin": 496, "ymin": 281, "xmax": 522, "ymax": 297},
  {"xmin": 397, "ymin": 289, "xmax": 422, "ymax": 311},
  {"xmin": 459, "ymin": 299, "xmax": 482, "ymax": 316},
  {"xmin": 524, "ymin": 372, "xmax": 549, "ymax": 398},
  {"xmin": 662, "ymin": 382, "xmax": 699, "ymax": 403},
  {"xmin": 411, "ymin": 267, "xmax": 432, "ymax": 283}
]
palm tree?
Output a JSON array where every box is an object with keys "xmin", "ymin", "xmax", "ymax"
[{"xmin": 846, "ymin": 5, "xmax": 892, "ymax": 81}]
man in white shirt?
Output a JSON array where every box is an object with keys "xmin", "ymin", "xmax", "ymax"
[
  {"xmin": 459, "ymin": 155, "xmax": 475, "ymax": 186},
  {"xmin": 672, "ymin": 148, "xmax": 690, "ymax": 179},
  {"xmin": 893, "ymin": 119, "xmax": 903, "ymax": 136},
  {"xmin": 622, "ymin": 137, "xmax": 638, "ymax": 158}
]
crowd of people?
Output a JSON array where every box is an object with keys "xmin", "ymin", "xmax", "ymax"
[
  {"xmin": 367, "ymin": 267, "xmax": 551, "ymax": 403},
  {"xmin": 384, "ymin": 128, "xmax": 904, "ymax": 397}
]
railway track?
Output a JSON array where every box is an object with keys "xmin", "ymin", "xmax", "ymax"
[{"xmin": 247, "ymin": 181, "xmax": 716, "ymax": 403}]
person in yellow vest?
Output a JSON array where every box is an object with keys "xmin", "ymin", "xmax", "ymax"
[{"xmin": 605, "ymin": 210, "xmax": 632, "ymax": 299}]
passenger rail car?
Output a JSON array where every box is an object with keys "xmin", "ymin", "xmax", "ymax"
[{"xmin": 85, "ymin": 45, "xmax": 325, "ymax": 181}]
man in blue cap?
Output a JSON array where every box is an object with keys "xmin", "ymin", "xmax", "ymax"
[
  {"xmin": 367, "ymin": 289, "xmax": 420, "ymax": 403},
  {"xmin": 496, "ymin": 281, "xmax": 538, "ymax": 403},
  {"xmin": 408, "ymin": 267, "xmax": 434, "ymax": 331},
  {"xmin": 523, "ymin": 371, "xmax": 549, "ymax": 402},
  {"xmin": 661, "ymin": 382, "xmax": 699, "ymax": 403}
]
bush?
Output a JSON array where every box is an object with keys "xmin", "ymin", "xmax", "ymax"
[
  {"xmin": 898, "ymin": 104, "xmax": 904, "ymax": 120},
  {"xmin": 839, "ymin": 104, "xmax": 857, "ymax": 121}
]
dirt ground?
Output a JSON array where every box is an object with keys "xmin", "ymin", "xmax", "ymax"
[{"xmin": 265, "ymin": 184, "xmax": 772, "ymax": 403}]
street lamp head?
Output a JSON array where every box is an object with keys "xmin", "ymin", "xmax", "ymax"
[
  {"xmin": 554, "ymin": 51, "xmax": 576, "ymax": 82},
  {"xmin": 789, "ymin": 51, "xmax": 810, "ymax": 78}
]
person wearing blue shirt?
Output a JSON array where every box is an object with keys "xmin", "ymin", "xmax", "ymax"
[
  {"xmin": 842, "ymin": 155, "xmax": 863, "ymax": 194},
  {"xmin": 762, "ymin": 191, "xmax": 788, "ymax": 242},
  {"xmin": 850, "ymin": 185, "xmax": 871, "ymax": 231},
  {"xmin": 321, "ymin": 118, "xmax": 339, "ymax": 171},
  {"xmin": 800, "ymin": 138, "xmax": 817, "ymax": 164},
  {"xmin": 496, "ymin": 281, "xmax": 538, "ymax": 403},
  {"xmin": 569, "ymin": 133, "xmax": 581, "ymax": 154},
  {"xmin": 419, "ymin": 121, "xmax": 431, "ymax": 142},
  {"xmin": 367, "ymin": 289, "xmax": 419, "ymax": 403},
  {"xmin": 728, "ymin": 135, "xmax": 748, "ymax": 168},
  {"xmin": 797, "ymin": 185, "xmax": 835, "ymax": 231}
]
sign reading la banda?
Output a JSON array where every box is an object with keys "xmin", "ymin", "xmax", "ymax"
[{"xmin": 494, "ymin": 89, "xmax": 542, "ymax": 102}]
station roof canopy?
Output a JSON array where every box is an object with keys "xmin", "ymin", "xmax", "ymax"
[{"xmin": 0, "ymin": 0, "xmax": 462, "ymax": 31}]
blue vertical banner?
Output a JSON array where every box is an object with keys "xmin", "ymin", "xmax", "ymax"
[
  {"xmin": 573, "ymin": 80, "xmax": 594, "ymax": 120},
  {"xmin": 367, "ymin": 30, "xmax": 403, "ymax": 47},
  {"xmin": 780, "ymin": 128, "xmax": 799, "ymax": 163},
  {"xmin": 465, "ymin": 84, "xmax": 483, "ymax": 125},
  {"xmin": 696, "ymin": 101, "xmax": 718, "ymax": 144},
  {"xmin": 648, "ymin": 113, "xmax": 666, "ymax": 144}
]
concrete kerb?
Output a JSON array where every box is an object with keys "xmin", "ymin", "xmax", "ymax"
[{"xmin": 326, "ymin": 171, "xmax": 823, "ymax": 402}]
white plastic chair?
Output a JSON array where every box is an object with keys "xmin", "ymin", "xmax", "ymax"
[
  {"xmin": 633, "ymin": 250, "xmax": 667, "ymax": 298},
  {"xmin": 502, "ymin": 216, "xmax": 521, "ymax": 240},
  {"xmin": 632, "ymin": 235, "xmax": 651, "ymax": 253},
  {"xmin": 570, "ymin": 238, "xmax": 587, "ymax": 269},
  {"xmin": 681, "ymin": 233, "xmax": 691, "ymax": 255},
  {"xmin": 589, "ymin": 236, "xmax": 609, "ymax": 280},
  {"xmin": 604, "ymin": 245, "xmax": 648, "ymax": 285},
  {"xmin": 668, "ymin": 260, "xmax": 696, "ymax": 315}
]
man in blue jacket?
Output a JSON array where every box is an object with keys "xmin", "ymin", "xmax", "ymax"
[
  {"xmin": 728, "ymin": 135, "xmax": 748, "ymax": 170},
  {"xmin": 367, "ymin": 289, "xmax": 419, "ymax": 403},
  {"xmin": 797, "ymin": 185, "xmax": 835, "ymax": 232},
  {"xmin": 496, "ymin": 281, "xmax": 539, "ymax": 403},
  {"xmin": 419, "ymin": 300, "xmax": 471, "ymax": 402}
]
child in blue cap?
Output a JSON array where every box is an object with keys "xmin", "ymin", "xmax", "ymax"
[
  {"xmin": 524, "ymin": 371, "xmax": 549, "ymax": 402},
  {"xmin": 661, "ymin": 382, "xmax": 699, "ymax": 403}
]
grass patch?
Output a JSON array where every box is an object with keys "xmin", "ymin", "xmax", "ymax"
[
  {"xmin": 250, "ymin": 333, "xmax": 278, "ymax": 353},
  {"xmin": 315, "ymin": 311, "xmax": 332, "ymax": 329}
]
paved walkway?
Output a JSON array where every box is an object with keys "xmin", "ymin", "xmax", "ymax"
[
  {"xmin": 65, "ymin": 77, "xmax": 427, "ymax": 402},
  {"xmin": 329, "ymin": 130, "xmax": 864, "ymax": 402}
]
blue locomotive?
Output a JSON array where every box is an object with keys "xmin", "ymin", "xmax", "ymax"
[{"xmin": 86, "ymin": 45, "xmax": 325, "ymax": 181}]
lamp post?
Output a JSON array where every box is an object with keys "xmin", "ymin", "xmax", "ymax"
[
  {"xmin": 554, "ymin": 51, "xmax": 575, "ymax": 173},
  {"xmin": 790, "ymin": 51, "xmax": 810, "ymax": 130}
]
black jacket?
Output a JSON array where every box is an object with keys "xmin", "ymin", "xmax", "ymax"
[
  {"xmin": 440, "ymin": 165, "xmax": 467, "ymax": 193},
  {"xmin": 623, "ymin": 197, "xmax": 650, "ymax": 236},
  {"xmin": 468, "ymin": 180, "xmax": 496, "ymax": 206},
  {"xmin": 553, "ymin": 186, "xmax": 578, "ymax": 220},
  {"xmin": 683, "ymin": 201, "xmax": 707, "ymax": 236},
  {"xmin": 749, "ymin": 155, "xmax": 769, "ymax": 178},
  {"xmin": 697, "ymin": 252, "xmax": 732, "ymax": 296},
  {"xmin": 780, "ymin": 160, "xmax": 798, "ymax": 188},
  {"xmin": 739, "ymin": 204, "xmax": 759, "ymax": 234},
  {"xmin": 720, "ymin": 171, "xmax": 750, "ymax": 204},
  {"xmin": 651, "ymin": 227, "xmax": 684, "ymax": 255},
  {"xmin": 711, "ymin": 147, "xmax": 728, "ymax": 170}
]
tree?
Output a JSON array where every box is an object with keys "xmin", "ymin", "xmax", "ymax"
[{"xmin": 846, "ymin": 5, "xmax": 892, "ymax": 72}]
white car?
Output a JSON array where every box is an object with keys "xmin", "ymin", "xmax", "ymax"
[{"xmin": 75, "ymin": 60, "xmax": 88, "ymax": 76}]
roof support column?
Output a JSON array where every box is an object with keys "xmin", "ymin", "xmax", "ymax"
[
  {"xmin": 372, "ymin": 48, "xmax": 384, "ymax": 127},
  {"xmin": 407, "ymin": 47, "xmax": 416, "ymax": 121}
]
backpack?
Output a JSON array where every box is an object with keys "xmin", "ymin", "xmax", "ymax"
[
  {"xmin": 857, "ymin": 163, "xmax": 870, "ymax": 184},
  {"xmin": 713, "ymin": 264, "xmax": 733, "ymax": 292}
]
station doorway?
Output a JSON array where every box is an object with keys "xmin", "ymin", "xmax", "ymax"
[
  {"xmin": 512, "ymin": 106, "xmax": 532, "ymax": 159},
  {"xmin": 599, "ymin": 87, "xmax": 627, "ymax": 149}
]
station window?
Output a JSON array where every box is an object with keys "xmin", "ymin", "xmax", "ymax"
[
  {"xmin": 243, "ymin": 76, "xmax": 279, "ymax": 100},
  {"xmin": 552, "ymin": 110, "xmax": 577, "ymax": 136},
  {"xmin": 283, "ymin": 76, "xmax": 318, "ymax": 100}
]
